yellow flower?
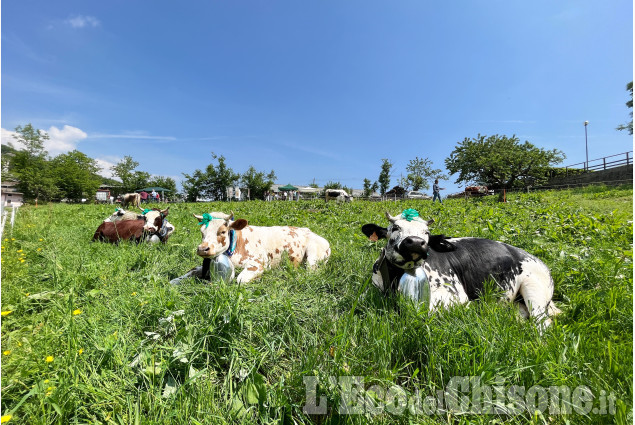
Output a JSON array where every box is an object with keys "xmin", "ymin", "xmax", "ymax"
[
  {"xmin": 19, "ymin": 259, "xmax": 25, "ymax": 263},
  {"xmin": 39, "ymin": 239, "xmax": 43, "ymax": 242},
  {"xmin": 72, "ymin": 309, "xmax": 81, "ymax": 316},
  {"xmin": 11, "ymin": 238, "xmax": 15, "ymax": 241},
  {"xmin": 1, "ymin": 415, "xmax": 12, "ymax": 423},
  {"xmin": 131, "ymin": 292, "xmax": 137, "ymax": 296},
  {"xmin": 45, "ymin": 356, "xmax": 54, "ymax": 363},
  {"xmin": 1, "ymin": 311, "xmax": 12, "ymax": 317},
  {"xmin": 37, "ymin": 248, "xmax": 42, "ymax": 252},
  {"xmin": 25, "ymin": 293, "xmax": 30, "ymax": 297},
  {"xmin": 17, "ymin": 250, "xmax": 22, "ymax": 253},
  {"xmin": 3, "ymin": 351, "xmax": 11, "ymax": 356},
  {"xmin": 44, "ymin": 379, "xmax": 50, "ymax": 384},
  {"xmin": 78, "ymin": 348, "xmax": 84, "ymax": 355}
]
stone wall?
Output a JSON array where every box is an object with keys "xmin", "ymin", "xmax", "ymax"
[{"xmin": 544, "ymin": 164, "xmax": 633, "ymax": 188}]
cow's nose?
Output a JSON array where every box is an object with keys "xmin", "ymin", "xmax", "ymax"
[
  {"xmin": 401, "ymin": 236, "xmax": 428, "ymax": 258},
  {"xmin": 197, "ymin": 243, "xmax": 211, "ymax": 256}
]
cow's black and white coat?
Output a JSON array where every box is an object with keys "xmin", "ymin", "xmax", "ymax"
[{"xmin": 362, "ymin": 211, "xmax": 559, "ymax": 328}]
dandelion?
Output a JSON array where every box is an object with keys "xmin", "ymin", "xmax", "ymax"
[
  {"xmin": 1, "ymin": 311, "xmax": 12, "ymax": 317},
  {"xmin": 3, "ymin": 351, "xmax": 11, "ymax": 356},
  {"xmin": 25, "ymin": 293, "xmax": 30, "ymax": 297},
  {"xmin": 19, "ymin": 259, "xmax": 25, "ymax": 263},
  {"xmin": 78, "ymin": 348, "xmax": 84, "ymax": 355},
  {"xmin": 44, "ymin": 379, "xmax": 50, "ymax": 384},
  {"xmin": 11, "ymin": 238, "xmax": 15, "ymax": 241},
  {"xmin": 131, "ymin": 292, "xmax": 137, "ymax": 296},
  {"xmin": 1, "ymin": 415, "xmax": 12, "ymax": 423},
  {"xmin": 45, "ymin": 356, "xmax": 54, "ymax": 363},
  {"xmin": 17, "ymin": 250, "xmax": 22, "ymax": 253},
  {"xmin": 39, "ymin": 239, "xmax": 43, "ymax": 242},
  {"xmin": 72, "ymin": 309, "xmax": 82, "ymax": 316},
  {"xmin": 37, "ymin": 248, "xmax": 42, "ymax": 252}
]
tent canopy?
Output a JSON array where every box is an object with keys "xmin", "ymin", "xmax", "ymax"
[
  {"xmin": 277, "ymin": 184, "xmax": 298, "ymax": 191},
  {"xmin": 135, "ymin": 187, "xmax": 172, "ymax": 192}
]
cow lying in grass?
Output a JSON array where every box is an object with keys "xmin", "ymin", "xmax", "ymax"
[
  {"xmin": 103, "ymin": 208, "xmax": 144, "ymax": 223},
  {"xmin": 170, "ymin": 211, "xmax": 331, "ymax": 284},
  {"xmin": 93, "ymin": 208, "xmax": 174, "ymax": 244},
  {"xmin": 362, "ymin": 209, "xmax": 559, "ymax": 329}
]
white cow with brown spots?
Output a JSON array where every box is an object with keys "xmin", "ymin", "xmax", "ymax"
[{"xmin": 173, "ymin": 211, "xmax": 331, "ymax": 284}]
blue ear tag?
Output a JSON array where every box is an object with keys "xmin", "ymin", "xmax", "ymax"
[{"xmin": 225, "ymin": 229, "xmax": 237, "ymax": 256}]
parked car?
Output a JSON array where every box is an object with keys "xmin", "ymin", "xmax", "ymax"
[{"xmin": 405, "ymin": 191, "xmax": 431, "ymax": 200}]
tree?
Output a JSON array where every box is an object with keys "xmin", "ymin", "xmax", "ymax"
[
  {"xmin": 377, "ymin": 158, "xmax": 393, "ymax": 195},
  {"xmin": 191, "ymin": 153, "xmax": 239, "ymax": 201},
  {"xmin": 404, "ymin": 157, "xmax": 447, "ymax": 191},
  {"xmin": 240, "ymin": 166, "xmax": 276, "ymax": 200},
  {"xmin": 51, "ymin": 150, "xmax": 102, "ymax": 202},
  {"xmin": 148, "ymin": 176, "xmax": 177, "ymax": 194},
  {"xmin": 363, "ymin": 178, "xmax": 373, "ymax": 197},
  {"xmin": 110, "ymin": 156, "xmax": 150, "ymax": 194},
  {"xmin": 323, "ymin": 181, "xmax": 342, "ymax": 190},
  {"xmin": 445, "ymin": 134, "xmax": 565, "ymax": 191},
  {"xmin": 11, "ymin": 124, "xmax": 58, "ymax": 201},
  {"xmin": 616, "ymin": 81, "xmax": 633, "ymax": 135},
  {"xmin": 182, "ymin": 169, "xmax": 206, "ymax": 202}
]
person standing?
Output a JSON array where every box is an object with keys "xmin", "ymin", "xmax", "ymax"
[{"xmin": 432, "ymin": 179, "xmax": 444, "ymax": 203}]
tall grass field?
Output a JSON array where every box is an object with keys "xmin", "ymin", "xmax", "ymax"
[{"xmin": 1, "ymin": 186, "xmax": 632, "ymax": 424}]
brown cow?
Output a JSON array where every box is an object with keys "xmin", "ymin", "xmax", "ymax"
[
  {"xmin": 121, "ymin": 193, "xmax": 141, "ymax": 208},
  {"xmin": 93, "ymin": 208, "xmax": 173, "ymax": 244}
]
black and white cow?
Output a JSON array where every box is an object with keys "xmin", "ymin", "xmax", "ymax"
[{"xmin": 362, "ymin": 209, "xmax": 559, "ymax": 329}]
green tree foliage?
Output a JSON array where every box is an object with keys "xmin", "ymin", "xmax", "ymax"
[
  {"xmin": 323, "ymin": 181, "xmax": 342, "ymax": 190},
  {"xmin": 616, "ymin": 81, "xmax": 633, "ymax": 135},
  {"xmin": 378, "ymin": 158, "xmax": 392, "ymax": 195},
  {"xmin": 183, "ymin": 153, "xmax": 239, "ymax": 201},
  {"xmin": 51, "ymin": 150, "xmax": 102, "ymax": 202},
  {"xmin": 10, "ymin": 124, "xmax": 58, "ymax": 201},
  {"xmin": 181, "ymin": 169, "xmax": 206, "ymax": 202},
  {"xmin": 404, "ymin": 157, "xmax": 447, "ymax": 191},
  {"xmin": 240, "ymin": 166, "xmax": 276, "ymax": 200},
  {"xmin": 148, "ymin": 176, "xmax": 178, "ymax": 195},
  {"xmin": 362, "ymin": 178, "xmax": 373, "ymax": 197},
  {"xmin": 110, "ymin": 156, "xmax": 150, "ymax": 194},
  {"xmin": 445, "ymin": 134, "xmax": 565, "ymax": 190}
]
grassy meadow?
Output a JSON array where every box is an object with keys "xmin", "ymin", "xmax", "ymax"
[{"xmin": 1, "ymin": 186, "xmax": 633, "ymax": 424}]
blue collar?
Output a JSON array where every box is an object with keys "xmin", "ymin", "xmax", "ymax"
[{"xmin": 225, "ymin": 229, "xmax": 237, "ymax": 256}]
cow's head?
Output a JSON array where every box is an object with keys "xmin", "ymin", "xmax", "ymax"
[
  {"xmin": 141, "ymin": 207, "xmax": 169, "ymax": 233},
  {"xmin": 362, "ymin": 209, "xmax": 434, "ymax": 270},
  {"xmin": 194, "ymin": 211, "xmax": 248, "ymax": 258}
]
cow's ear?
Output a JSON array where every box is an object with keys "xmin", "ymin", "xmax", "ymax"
[
  {"xmin": 362, "ymin": 224, "xmax": 388, "ymax": 241},
  {"xmin": 136, "ymin": 215, "xmax": 144, "ymax": 220},
  {"xmin": 428, "ymin": 235, "xmax": 455, "ymax": 252},
  {"xmin": 427, "ymin": 219, "xmax": 435, "ymax": 226},
  {"xmin": 229, "ymin": 218, "xmax": 248, "ymax": 231}
]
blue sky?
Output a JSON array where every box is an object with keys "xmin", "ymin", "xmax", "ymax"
[{"xmin": 2, "ymin": 1, "xmax": 633, "ymax": 194}]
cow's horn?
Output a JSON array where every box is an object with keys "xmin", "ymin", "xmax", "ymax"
[
  {"xmin": 385, "ymin": 211, "xmax": 399, "ymax": 222},
  {"xmin": 229, "ymin": 210, "xmax": 234, "ymax": 221}
]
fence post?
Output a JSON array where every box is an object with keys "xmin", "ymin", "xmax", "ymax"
[{"xmin": 603, "ymin": 157, "xmax": 606, "ymax": 170}]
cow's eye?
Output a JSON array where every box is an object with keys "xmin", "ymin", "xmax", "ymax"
[{"xmin": 391, "ymin": 225, "xmax": 400, "ymax": 232}]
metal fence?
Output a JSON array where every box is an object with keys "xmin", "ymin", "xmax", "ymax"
[{"xmin": 563, "ymin": 151, "xmax": 632, "ymax": 175}]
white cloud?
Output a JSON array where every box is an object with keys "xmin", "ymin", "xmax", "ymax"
[
  {"xmin": 2, "ymin": 125, "xmax": 87, "ymax": 156},
  {"xmin": 1, "ymin": 128, "xmax": 18, "ymax": 146},
  {"xmin": 45, "ymin": 125, "xmax": 88, "ymax": 156},
  {"xmin": 65, "ymin": 15, "xmax": 100, "ymax": 29},
  {"xmin": 95, "ymin": 157, "xmax": 120, "ymax": 179}
]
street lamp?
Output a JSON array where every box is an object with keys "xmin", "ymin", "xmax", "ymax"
[{"xmin": 584, "ymin": 121, "xmax": 589, "ymax": 171}]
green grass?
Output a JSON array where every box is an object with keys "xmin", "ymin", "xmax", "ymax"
[{"xmin": 1, "ymin": 185, "xmax": 632, "ymax": 424}]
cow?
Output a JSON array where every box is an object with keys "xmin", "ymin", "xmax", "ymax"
[
  {"xmin": 361, "ymin": 209, "xmax": 559, "ymax": 330},
  {"xmin": 325, "ymin": 189, "xmax": 352, "ymax": 202},
  {"xmin": 170, "ymin": 211, "xmax": 331, "ymax": 284},
  {"xmin": 121, "ymin": 193, "xmax": 141, "ymax": 208},
  {"xmin": 103, "ymin": 208, "xmax": 144, "ymax": 223},
  {"xmin": 93, "ymin": 207, "xmax": 173, "ymax": 244}
]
